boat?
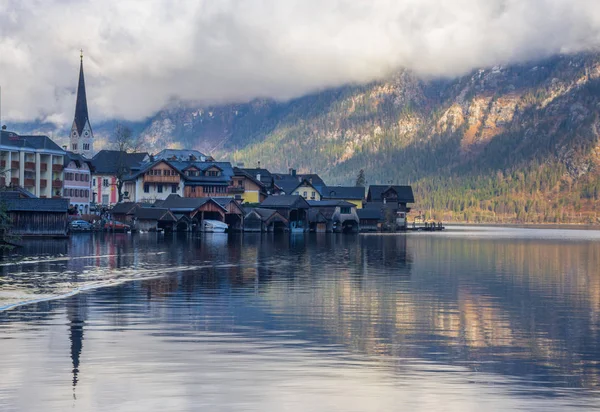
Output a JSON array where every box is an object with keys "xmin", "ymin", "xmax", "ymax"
[{"xmin": 202, "ymin": 219, "xmax": 228, "ymax": 233}]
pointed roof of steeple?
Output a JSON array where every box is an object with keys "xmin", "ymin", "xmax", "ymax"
[{"xmin": 73, "ymin": 51, "xmax": 90, "ymax": 136}]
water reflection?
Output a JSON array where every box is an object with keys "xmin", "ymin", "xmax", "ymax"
[{"xmin": 0, "ymin": 229, "xmax": 600, "ymax": 410}]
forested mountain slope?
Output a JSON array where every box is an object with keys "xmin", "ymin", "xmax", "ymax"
[{"xmin": 135, "ymin": 53, "xmax": 600, "ymax": 223}]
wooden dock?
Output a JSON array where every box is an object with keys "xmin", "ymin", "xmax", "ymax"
[{"xmin": 407, "ymin": 222, "xmax": 445, "ymax": 232}]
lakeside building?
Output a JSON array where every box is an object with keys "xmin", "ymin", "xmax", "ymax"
[
  {"xmin": 90, "ymin": 150, "xmax": 148, "ymax": 207},
  {"xmin": 0, "ymin": 189, "xmax": 69, "ymax": 237},
  {"xmin": 0, "ymin": 130, "xmax": 65, "ymax": 198},
  {"xmin": 321, "ymin": 186, "xmax": 365, "ymax": 209},
  {"xmin": 365, "ymin": 185, "xmax": 415, "ymax": 229},
  {"xmin": 63, "ymin": 152, "xmax": 92, "ymax": 213},
  {"xmin": 231, "ymin": 167, "xmax": 268, "ymax": 203}
]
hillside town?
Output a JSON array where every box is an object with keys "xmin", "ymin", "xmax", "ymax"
[{"xmin": 0, "ymin": 54, "xmax": 416, "ymax": 237}]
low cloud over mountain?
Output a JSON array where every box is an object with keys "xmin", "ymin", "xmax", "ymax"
[{"xmin": 1, "ymin": 0, "xmax": 600, "ymax": 125}]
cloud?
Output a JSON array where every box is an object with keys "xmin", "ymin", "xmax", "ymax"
[{"xmin": 1, "ymin": 0, "xmax": 600, "ymax": 126}]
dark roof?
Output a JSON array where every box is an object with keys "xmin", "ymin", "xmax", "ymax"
[
  {"xmin": 308, "ymin": 209, "xmax": 330, "ymax": 222},
  {"xmin": 158, "ymin": 194, "xmax": 227, "ymax": 213},
  {"xmin": 245, "ymin": 208, "xmax": 288, "ymax": 223},
  {"xmin": 110, "ymin": 202, "xmax": 140, "ymax": 215},
  {"xmin": 239, "ymin": 168, "xmax": 273, "ymax": 186},
  {"xmin": 0, "ymin": 187, "xmax": 36, "ymax": 199},
  {"xmin": 258, "ymin": 195, "xmax": 310, "ymax": 209},
  {"xmin": 357, "ymin": 208, "xmax": 383, "ymax": 220},
  {"xmin": 233, "ymin": 167, "xmax": 266, "ymax": 189},
  {"xmin": 153, "ymin": 149, "xmax": 207, "ymax": 162},
  {"xmin": 367, "ymin": 185, "xmax": 415, "ymax": 203},
  {"xmin": 307, "ymin": 200, "xmax": 356, "ymax": 208},
  {"xmin": 272, "ymin": 173, "xmax": 326, "ymax": 194},
  {"xmin": 135, "ymin": 208, "xmax": 176, "ymax": 222},
  {"xmin": 322, "ymin": 186, "xmax": 365, "ymax": 200},
  {"xmin": 0, "ymin": 195, "xmax": 68, "ymax": 213},
  {"xmin": 73, "ymin": 58, "xmax": 90, "ymax": 136},
  {"xmin": 0, "ymin": 131, "xmax": 64, "ymax": 153},
  {"xmin": 91, "ymin": 150, "xmax": 148, "ymax": 174}
]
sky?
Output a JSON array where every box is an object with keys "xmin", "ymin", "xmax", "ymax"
[{"xmin": 1, "ymin": 0, "xmax": 600, "ymax": 126}]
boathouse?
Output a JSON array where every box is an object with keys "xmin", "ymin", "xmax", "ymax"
[
  {"xmin": 133, "ymin": 207, "xmax": 177, "ymax": 232},
  {"xmin": 0, "ymin": 191, "xmax": 69, "ymax": 237},
  {"xmin": 306, "ymin": 200, "xmax": 360, "ymax": 233},
  {"xmin": 257, "ymin": 195, "xmax": 309, "ymax": 232},
  {"xmin": 243, "ymin": 208, "xmax": 289, "ymax": 232}
]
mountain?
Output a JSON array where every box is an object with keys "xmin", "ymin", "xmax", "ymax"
[{"xmin": 10, "ymin": 53, "xmax": 600, "ymax": 224}]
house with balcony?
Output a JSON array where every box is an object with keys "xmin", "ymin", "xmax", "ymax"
[
  {"xmin": 230, "ymin": 167, "xmax": 268, "ymax": 204},
  {"xmin": 63, "ymin": 152, "xmax": 92, "ymax": 214},
  {"xmin": 0, "ymin": 130, "xmax": 65, "ymax": 198},
  {"xmin": 122, "ymin": 159, "xmax": 184, "ymax": 203},
  {"xmin": 271, "ymin": 170, "xmax": 326, "ymax": 200},
  {"xmin": 365, "ymin": 185, "xmax": 415, "ymax": 229}
]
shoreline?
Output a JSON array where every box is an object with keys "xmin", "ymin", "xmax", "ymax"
[{"xmin": 441, "ymin": 222, "xmax": 600, "ymax": 230}]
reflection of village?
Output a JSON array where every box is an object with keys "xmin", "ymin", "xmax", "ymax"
[{"xmin": 3, "ymin": 235, "xmax": 600, "ymax": 391}]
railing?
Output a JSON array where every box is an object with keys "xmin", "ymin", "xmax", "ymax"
[
  {"xmin": 227, "ymin": 186, "xmax": 245, "ymax": 194},
  {"xmin": 143, "ymin": 175, "xmax": 179, "ymax": 183},
  {"xmin": 52, "ymin": 180, "xmax": 62, "ymax": 188},
  {"xmin": 11, "ymin": 161, "xmax": 19, "ymax": 170},
  {"xmin": 24, "ymin": 162, "xmax": 35, "ymax": 171},
  {"xmin": 52, "ymin": 164, "xmax": 63, "ymax": 172},
  {"xmin": 40, "ymin": 179, "xmax": 48, "ymax": 188},
  {"xmin": 40, "ymin": 163, "xmax": 48, "ymax": 172},
  {"xmin": 24, "ymin": 178, "xmax": 35, "ymax": 187}
]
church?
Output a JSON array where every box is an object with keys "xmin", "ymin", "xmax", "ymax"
[{"xmin": 69, "ymin": 51, "xmax": 94, "ymax": 158}]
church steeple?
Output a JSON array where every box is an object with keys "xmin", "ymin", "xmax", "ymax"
[{"xmin": 70, "ymin": 50, "xmax": 94, "ymax": 158}]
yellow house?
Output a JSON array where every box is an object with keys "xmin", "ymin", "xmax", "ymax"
[
  {"xmin": 231, "ymin": 168, "xmax": 267, "ymax": 204},
  {"xmin": 291, "ymin": 179, "xmax": 322, "ymax": 201},
  {"xmin": 321, "ymin": 186, "xmax": 365, "ymax": 209}
]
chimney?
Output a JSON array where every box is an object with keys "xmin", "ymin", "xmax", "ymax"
[
  {"xmin": 62, "ymin": 145, "xmax": 67, "ymax": 151},
  {"xmin": 257, "ymin": 161, "xmax": 261, "ymax": 168},
  {"xmin": 291, "ymin": 169, "xmax": 296, "ymax": 177},
  {"xmin": 288, "ymin": 167, "xmax": 292, "ymax": 175},
  {"xmin": 309, "ymin": 177, "xmax": 313, "ymax": 184}
]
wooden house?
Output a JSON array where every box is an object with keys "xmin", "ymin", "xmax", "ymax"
[
  {"xmin": 243, "ymin": 208, "xmax": 289, "ymax": 232},
  {"xmin": 133, "ymin": 208, "xmax": 177, "ymax": 232},
  {"xmin": 307, "ymin": 200, "xmax": 360, "ymax": 233},
  {"xmin": 157, "ymin": 194, "xmax": 228, "ymax": 231},
  {"xmin": 366, "ymin": 185, "xmax": 415, "ymax": 229},
  {"xmin": 257, "ymin": 195, "xmax": 310, "ymax": 232},
  {"xmin": 0, "ymin": 191, "xmax": 69, "ymax": 237},
  {"xmin": 212, "ymin": 197, "xmax": 246, "ymax": 231}
]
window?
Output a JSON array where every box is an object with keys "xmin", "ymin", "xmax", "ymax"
[
  {"xmin": 103, "ymin": 179, "xmax": 109, "ymax": 187},
  {"xmin": 189, "ymin": 186, "xmax": 196, "ymax": 193},
  {"xmin": 85, "ymin": 175, "xmax": 89, "ymax": 182},
  {"xmin": 144, "ymin": 184, "xmax": 150, "ymax": 193},
  {"xmin": 303, "ymin": 191, "xmax": 307, "ymax": 198},
  {"xmin": 157, "ymin": 185, "xmax": 163, "ymax": 193},
  {"xmin": 75, "ymin": 174, "xmax": 79, "ymax": 181},
  {"xmin": 171, "ymin": 184, "xmax": 177, "ymax": 193},
  {"xmin": 75, "ymin": 189, "xmax": 79, "ymax": 197},
  {"xmin": 311, "ymin": 191, "xmax": 316, "ymax": 198},
  {"xmin": 340, "ymin": 207, "xmax": 351, "ymax": 214},
  {"xmin": 72, "ymin": 143, "xmax": 77, "ymax": 150},
  {"xmin": 102, "ymin": 194, "xmax": 109, "ymax": 205},
  {"xmin": 83, "ymin": 143, "xmax": 90, "ymax": 151},
  {"xmin": 93, "ymin": 178, "xmax": 96, "ymax": 186}
]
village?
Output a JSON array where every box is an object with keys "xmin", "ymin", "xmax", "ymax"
[{"xmin": 0, "ymin": 53, "xmax": 432, "ymax": 238}]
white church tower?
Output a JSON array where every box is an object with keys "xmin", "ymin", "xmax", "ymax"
[{"xmin": 69, "ymin": 50, "xmax": 94, "ymax": 158}]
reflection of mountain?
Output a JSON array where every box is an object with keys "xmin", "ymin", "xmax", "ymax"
[{"xmin": 1, "ymin": 232, "xmax": 599, "ymax": 392}]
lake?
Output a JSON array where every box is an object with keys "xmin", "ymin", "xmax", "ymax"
[{"xmin": 1, "ymin": 227, "xmax": 600, "ymax": 411}]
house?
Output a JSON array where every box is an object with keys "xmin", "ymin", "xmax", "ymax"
[
  {"xmin": 366, "ymin": 185, "xmax": 415, "ymax": 229},
  {"xmin": 257, "ymin": 195, "xmax": 310, "ymax": 232},
  {"xmin": 321, "ymin": 186, "xmax": 365, "ymax": 209},
  {"xmin": 0, "ymin": 191, "xmax": 69, "ymax": 237},
  {"xmin": 357, "ymin": 207, "xmax": 383, "ymax": 232},
  {"xmin": 243, "ymin": 208, "xmax": 289, "ymax": 232},
  {"xmin": 238, "ymin": 167, "xmax": 274, "ymax": 191},
  {"xmin": 271, "ymin": 169, "xmax": 326, "ymax": 199},
  {"xmin": 91, "ymin": 150, "xmax": 148, "ymax": 207},
  {"xmin": 110, "ymin": 202, "xmax": 146, "ymax": 224},
  {"xmin": 150, "ymin": 149, "xmax": 208, "ymax": 163},
  {"xmin": 122, "ymin": 159, "xmax": 184, "ymax": 203},
  {"xmin": 306, "ymin": 200, "xmax": 360, "ymax": 233},
  {"xmin": 63, "ymin": 152, "xmax": 92, "ymax": 214},
  {"xmin": 231, "ymin": 167, "xmax": 268, "ymax": 203},
  {"xmin": 133, "ymin": 207, "xmax": 177, "ymax": 232},
  {"xmin": 0, "ymin": 130, "xmax": 65, "ymax": 198}
]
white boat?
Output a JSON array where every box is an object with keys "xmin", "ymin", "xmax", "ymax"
[{"xmin": 203, "ymin": 219, "xmax": 228, "ymax": 233}]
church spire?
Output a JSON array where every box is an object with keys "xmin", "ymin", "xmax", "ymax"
[
  {"xmin": 73, "ymin": 50, "xmax": 89, "ymax": 136},
  {"xmin": 70, "ymin": 50, "xmax": 94, "ymax": 158}
]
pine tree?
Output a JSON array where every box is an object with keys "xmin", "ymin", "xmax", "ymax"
[{"xmin": 355, "ymin": 169, "xmax": 366, "ymax": 187}]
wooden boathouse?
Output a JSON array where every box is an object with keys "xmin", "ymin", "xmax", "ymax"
[{"xmin": 0, "ymin": 191, "xmax": 69, "ymax": 237}]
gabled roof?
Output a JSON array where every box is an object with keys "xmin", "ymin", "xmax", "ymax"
[
  {"xmin": 152, "ymin": 149, "xmax": 207, "ymax": 162},
  {"xmin": 322, "ymin": 186, "xmax": 365, "ymax": 200},
  {"xmin": 158, "ymin": 194, "xmax": 227, "ymax": 213},
  {"xmin": 366, "ymin": 185, "xmax": 415, "ymax": 203},
  {"xmin": 245, "ymin": 208, "xmax": 288, "ymax": 223},
  {"xmin": 73, "ymin": 58, "xmax": 90, "ymax": 136},
  {"xmin": 233, "ymin": 167, "xmax": 266, "ymax": 189},
  {"xmin": 91, "ymin": 150, "xmax": 148, "ymax": 174},
  {"xmin": 0, "ymin": 194, "xmax": 68, "ymax": 213},
  {"xmin": 134, "ymin": 207, "xmax": 177, "ymax": 222},
  {"xmin": 258, "ymin": 195, "xmax": 310, "ymax": 209},
  {"xmin": 111, "ymin": 202, "xmax": 140, "ymax": 215},
  {"xmin": 239, "ymin": 168, "xmax": 273, "ymax": 186},
  {"xmin": 0, "ymin": 187, "xmax": 36, "ymax": 199}
]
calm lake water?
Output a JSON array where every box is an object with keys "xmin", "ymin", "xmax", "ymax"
[{"xmin": 1, "ymin": 227, "xmax": 600, "ymax": 411}]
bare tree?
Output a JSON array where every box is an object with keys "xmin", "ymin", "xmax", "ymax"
[{"xmin": 112, "ymin": 123, "xmax": 139, "ymax": 203}]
